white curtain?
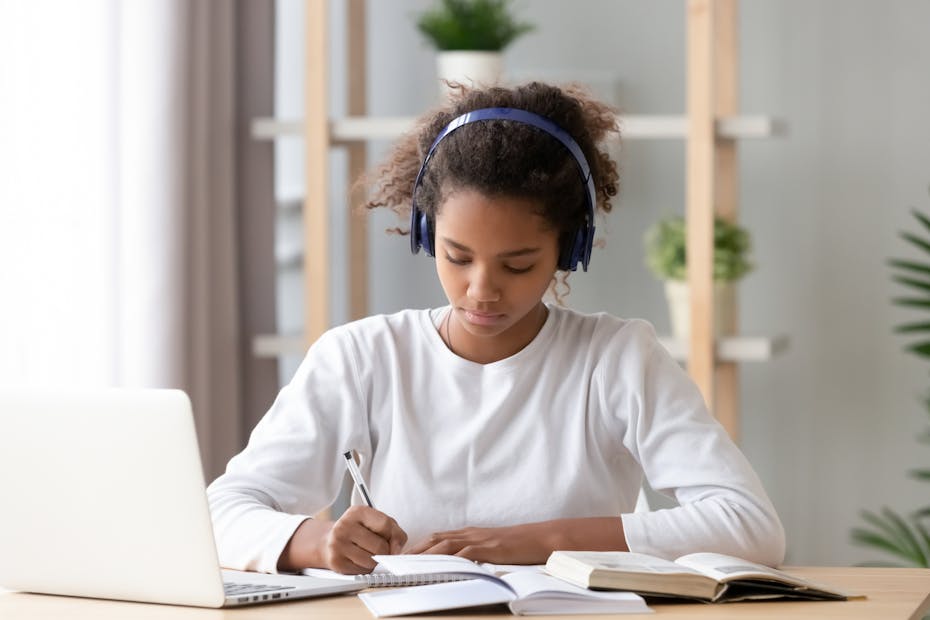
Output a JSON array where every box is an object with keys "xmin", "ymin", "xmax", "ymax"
[{"xmin": 0, "ymin": 0, "xmax": 267, "ymax": 480}]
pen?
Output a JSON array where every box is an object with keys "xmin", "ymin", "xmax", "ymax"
[{"xmin": 343, "ymin": 450, "xmax": 375, "ymax": 509}]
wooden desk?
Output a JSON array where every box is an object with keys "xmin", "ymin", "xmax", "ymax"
[{"xmin": 2, "ymin": 567, "xmax": 929, "ymax": 619}]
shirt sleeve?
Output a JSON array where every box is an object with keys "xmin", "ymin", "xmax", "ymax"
[
  {"xmin": 610, "ymin": 321, "xmax": 786, "ymax": 566},
  {"xmin": 206, "ymin": 328, "xmax": 370, "ymax": 573}
]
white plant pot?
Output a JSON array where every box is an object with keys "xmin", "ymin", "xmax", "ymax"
[
  {"xmin": 664, "ymin": 280, "xmax": 736, "ymax": 339},
  {"xmin": 436, "ymin": 51, "xmax": 503, "ymax": 99}
]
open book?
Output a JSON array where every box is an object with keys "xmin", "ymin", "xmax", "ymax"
[
  {"xmin": 357, "ymin": 554, "xmax": 650, "ymax": 617},
  {"xmin": 546, "ymin": 551, "xmax": 854, "ymax": 603}
]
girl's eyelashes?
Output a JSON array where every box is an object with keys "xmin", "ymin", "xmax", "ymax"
[
  {"xmin": 443, "ymin": 253, "xmax": 535, "ymax": 274},
  {"xmin": 444, "ymin": 253, "xmax": 470, "ymax": 266}
]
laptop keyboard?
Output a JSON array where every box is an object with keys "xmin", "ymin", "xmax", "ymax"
[{"xmin": 224, "ymin": 582, "xmax": 296, "ymax": 597}]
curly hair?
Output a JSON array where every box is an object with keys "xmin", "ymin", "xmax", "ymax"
[{"xmin": 363, "ymin": 81, "xmax": 620, "ymax": 253}]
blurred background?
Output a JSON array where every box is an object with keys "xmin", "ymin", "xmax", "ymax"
[{"xmin": 1, "ymin": 0, "xmax": 929, "ymax": 568}]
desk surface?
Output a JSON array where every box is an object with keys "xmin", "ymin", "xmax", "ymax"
[{"xmin": 2, "ymin": 567, "xmax": 930, "ymax": 619}]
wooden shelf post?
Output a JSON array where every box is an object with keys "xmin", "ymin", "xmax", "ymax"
[
  {"xmin": 687, "ymin": 0, "xmax": 741, "ymax": 441},
  {"xmin": 305, "ymin": 0, "xmax": 330, "ymax": 345},
  {"xmin": 686, "ymin": 0, "xmax": 717, "ymax": 414}
]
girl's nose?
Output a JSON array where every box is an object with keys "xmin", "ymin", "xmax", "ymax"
[{"xmin": 467, "ymin": 264, "xmax": 501, "ymax": 302}]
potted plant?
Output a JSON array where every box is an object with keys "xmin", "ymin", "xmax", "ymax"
[
  {"xmin": 415, "ymin": 0, "xmax": 534, "ymax": 97},
  {"xmin": 850, "ymin": 204, "xmax": 930, "ymax": 567},
  {"xmin": 644, "ymin": 215, "xmax": 753, "ymax": 338}
]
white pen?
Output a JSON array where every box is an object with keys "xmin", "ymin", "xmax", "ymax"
[{"xmin": 343, "ymin": 450, "xmax": 375, "ymax": 509}]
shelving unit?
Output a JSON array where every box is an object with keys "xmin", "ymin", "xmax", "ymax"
[
  {"xmin": 254, "ymin": 333, "xmax": 788, "ymax": 364},
  {"xmin": 252, "ymin": 115, "xmax": 779, "ymax": 142},
  {"xmin": 261, "ymin": 0, "xmax": 786, "ymax": 442}
]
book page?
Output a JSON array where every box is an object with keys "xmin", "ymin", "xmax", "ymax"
[
  {"xmin": 675, "ymin": 553, "xmax": 827, "ymax": 589},
  {"xmin": 372, "ymin": 554, "xmax": 496, "ymax": 579},
  {"xmin": 503, "ymin": 572, "xmax": 650, "ymax": 615},
  {"xmin": 358, "ymin": 578, "xmax": 515, "ymax": 617},
  {"xmin": 480, "ymin": 563, "xmax": 546, "ymax": 576},
  {"xmin": 566, "ymin": 551, "xmax": 704, "ymax": 575}
]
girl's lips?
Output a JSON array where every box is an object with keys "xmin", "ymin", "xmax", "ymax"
[{"xmin": 462, "ymin": 309, "xmax": 505, "ymax": 326}]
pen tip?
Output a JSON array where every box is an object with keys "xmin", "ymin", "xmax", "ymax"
[{"xmin": 343, "ymin": 451, "xmax": 352, "ymax": 459}]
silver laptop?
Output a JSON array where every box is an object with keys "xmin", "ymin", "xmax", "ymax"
[{"xmin": 0, "ymin": 388, "xmax": 363, "ymax": 607}]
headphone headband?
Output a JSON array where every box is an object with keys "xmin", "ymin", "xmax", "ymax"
[{"xmin": 410, "ymin": 107, "xmax": 597, "ymax": 271}]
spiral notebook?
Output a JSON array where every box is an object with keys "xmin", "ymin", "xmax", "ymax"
[{"xmin": 301, "ymin": 561, "xmax": 544, "ymax": 587}]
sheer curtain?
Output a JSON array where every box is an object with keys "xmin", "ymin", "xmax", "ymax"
[{"xmin": 0, "ymin": 0, "xmax": 276, "ymax": 480}]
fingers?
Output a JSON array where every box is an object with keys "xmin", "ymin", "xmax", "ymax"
[
  {"xmin": 409, "ymin": 527, "xmax": 507, "ymax": 563},
  {"xmin": 409, "ymin": 529, "xmax": 471, "ymax": 555},
  {"xmin": 326, "ymin": 506, "xmax": 408, "ymax": 573}
]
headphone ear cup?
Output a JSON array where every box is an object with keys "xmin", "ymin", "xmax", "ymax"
[
  {"xmin": 558, "ymin": 225, "xmax": 591, "ymax": 272},
  {"xmin": 419, "ymin": 211, "xmax": 435, "ymax": 257}
]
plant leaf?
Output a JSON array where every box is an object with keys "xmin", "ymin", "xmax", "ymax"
[
  {"xmin": 850, "ymin": 527, "xmax": 917, "ymax": 564},
  {"xmin": 893, "ymin": 275, "xmax": 930, "ymax": 295},
  {"xmin": 909, "ymin": 468, "xmax": 930, "ymax": 481},
  {"xmin": 911, "ymin": 209, "xmax": 930, "ymax": 236},
  {"xmin": 892, "ymin": 298, "xmax": 930, "ymax": 309},
  {"xmin": 857, "ymin": 509, "xmax": 923, "ymax": 565},
  {"xmin": 912, "ymin": 519, "xmax": 930, "ymax": 568},
  {"xmin": 888, "ymin": 259, "xmax": 930, "ymax": 278},
  {"xmin": 857, "ymin": 511, "xmax": 917, "ymax": 560},
  {"xmin": 906, "ymin": 342, "xmax": 930, "ymax": 357},
  {"xmin": 901, "ymin": 232, "xmax": 930, "ymax": 256},
  {"xmin": 894, "ymin": 322, "xmax": 930, "ymax": 334},
  {"xmin": 882, "ymin": 508, "xmax": 928, "ymax": 565}
]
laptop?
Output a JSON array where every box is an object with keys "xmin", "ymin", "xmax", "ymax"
[{"xmin": 0, "ymin": 388, "xmax": 363, "ymax": 607}]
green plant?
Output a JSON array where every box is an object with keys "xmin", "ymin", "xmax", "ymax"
[
  {"xmin": 415, "ymin": 0, "xmax": 534, "ymax": 51},
  {"xmin": 851, "ymin": 204, "xmax": 930, "ymax": 567},
  {"xmin": 644, "ymin": 215, "xmax": 752, "ymax": 282}
]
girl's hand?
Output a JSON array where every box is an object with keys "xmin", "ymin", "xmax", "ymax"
[
  {"xmin": 408, "ymin": 518, "xmax": 628, "ymax": 565},
  {"xmin": 408, "ymin": 524, "xmax": 551, "ymax": 564},
  {"xmin": 278, "ymin": 505, "xmax": 408, "ymax": 574}
]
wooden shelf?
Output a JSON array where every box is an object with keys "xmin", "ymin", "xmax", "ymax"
[
  {"xmin": 657, "ymin": 335, "xmax": 789, "ymax": 362},
  {"xmin": 252, "ymin": 333, "xmax": 789, "ymax": 362},
  {"xmin": 252, "ymin": 334, "xmax": 305, "ymax": 358},
  {"xmin": 251, "ymin": 114, "xmax": 779, "ymax": 142}
]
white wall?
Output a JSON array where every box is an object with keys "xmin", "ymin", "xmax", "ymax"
[{"xmin": 275, "ymin": 0, "xmax": 930, "ymax": 565}]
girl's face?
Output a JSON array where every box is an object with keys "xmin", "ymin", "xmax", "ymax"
[{"xmin": 433, "ymin": 188, "xmax": 560, "ymax": 364}]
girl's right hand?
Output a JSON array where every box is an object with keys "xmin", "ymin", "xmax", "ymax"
[{"xmin": 278, "ymin": 505, "xmax": 408, "ymax": 574}]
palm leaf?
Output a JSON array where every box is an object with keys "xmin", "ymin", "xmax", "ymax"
[
  {"xmin": 901, "ymin": 232, "xmax": 930, "ymax": 256},
  {"xmin": 909, "ymin": 468, "xmax": 930, "ymax": 481},
  {"xmin": 850, "ymin": 527, "xmax": 918, "ymax": 564},
  {"xmin": 893, "ymin": 298, "xmax": 930, "ymax": 309},
  {"xmin": 912, "ymin": 209, "xmax": 930, "ymax": 236},
  {"xmin": 912, "ymin": 520, "xmax": 930, "ymax": 568},
  {"xmin": 893, "ymin": 275, "xmax": 930, "ymax": 295},
  {"xmin": 889, "ymin": 259, "xmax": 930, "ymax": 278},
  {"xmin": 857, "ymin": 509, "xmax": 926, "ymax": 565},
  {"xmin": 882, "ymin": 508, "xmax": 929, "ymax": 565},
  {"xmin": 857, "ymin": 510, "xmax": 919, "ymax": 562},
  {"xmin": 913, "ymin": 506, "xmax": 930, "ymax": 519},
  {"xmin": 894, "ymin": 322, "xmax": 930, "ymax": 334},
  {"xmin": 905, "ymin": 342, "xmax": 930, "ymax": 357}
]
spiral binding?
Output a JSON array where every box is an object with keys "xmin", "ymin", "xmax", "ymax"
[{"xmin": 358, "ymin": 573, "xmax": 472, "ymax": 587}]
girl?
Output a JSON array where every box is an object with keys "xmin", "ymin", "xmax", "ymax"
[{"xmin": 207, "ymin": 82, "xmax": 785, "ymax": 575}]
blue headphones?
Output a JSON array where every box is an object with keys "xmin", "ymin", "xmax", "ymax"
[{"xmin": 409, "ymin": 107, "xmax": 597, "ymax": 272}]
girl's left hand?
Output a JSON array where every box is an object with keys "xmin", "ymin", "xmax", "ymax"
[
  {"xmin": 408, "ymin": 517, "xmax": 628, "ymax": 564},
  {"xmin": 407, "ymin": 524, "xmax": 552, "ymax": 564}
]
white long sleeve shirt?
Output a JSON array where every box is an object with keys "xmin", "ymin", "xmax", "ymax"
[{"xmin": 207, "ymin": 305, "xmax": 785, "ymax": 573}]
